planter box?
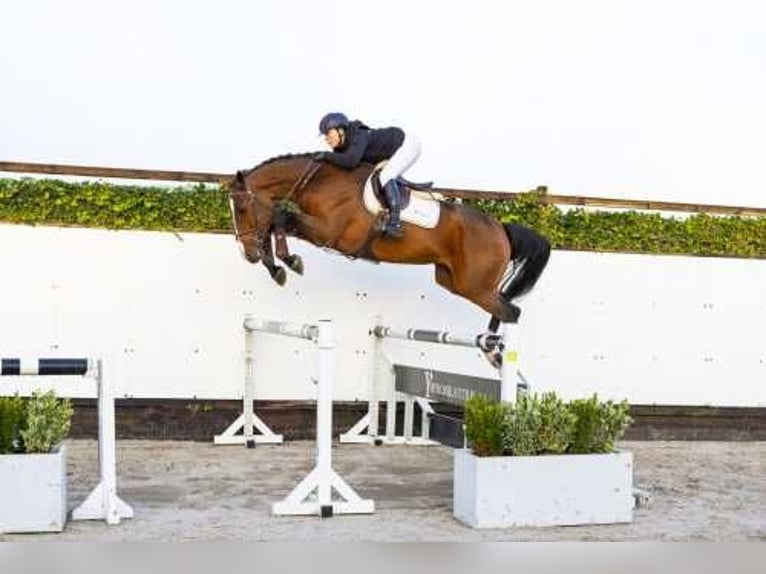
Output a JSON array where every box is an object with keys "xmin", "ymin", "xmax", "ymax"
[
  {"xmin": 0, "ymin": 444, "xmax": 67, "ymax": 534},
  {"xmin": 453, "ymin": 448, "xmax": 633, "ymax": 528}
]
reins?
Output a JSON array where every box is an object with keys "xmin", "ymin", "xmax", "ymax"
[{"xmin": 229, "ymin": 158, "xmax": 321, "ymax": 242}]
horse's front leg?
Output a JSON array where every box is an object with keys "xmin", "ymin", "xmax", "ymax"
[
  {"xmin": 273, "ymin": 210, "xmax": 304, "ymax": 275},
  {"xmin": 259, "ymin": 234, "xmax": 287, "ymax": 286}
]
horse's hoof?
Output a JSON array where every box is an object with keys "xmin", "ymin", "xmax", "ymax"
[
  {"xmin": 270, "ymin": 267, "xmax": 287, "ymax": 286},
  {"xmin": 286, "ymin": 255, "xmax": 304, "ymax": 275},
  {"xmin": 483, "ymin": 349, "xmax": 502, "ymax": 370}
]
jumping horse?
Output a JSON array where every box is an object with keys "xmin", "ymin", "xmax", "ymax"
[{"xmin": 228, "ymin": 153, "xmax": 550, "ymax": 365}]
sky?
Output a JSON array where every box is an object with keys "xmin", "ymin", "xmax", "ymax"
[{"xmin": 1, "ymin": 0, "xmax": 764, "ymax": 207}]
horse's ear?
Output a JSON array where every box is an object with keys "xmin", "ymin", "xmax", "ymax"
[{"xmin": 235, "ymin": 170, "xmax": 246, "ymax": 184}]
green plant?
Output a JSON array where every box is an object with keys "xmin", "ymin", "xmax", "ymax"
[
  {"xmin": 1, "ymin": 178, "xmax": 763, "ymax": 259},
  {"xmin": 20, "ymin": 390, "xmax": 74, "ymax": 454},
  {"xmin": 502, "ymin": 393, "xmax": 543, "ymax": 456},
  {"xmin": 464, "ymin": 391, "xmax": 632, "ymax": 457},
  {"xmin": 464, "ymin": 394, "xmax": 509, "ymax": 457},
  {"xmin": 568, "ymin": 394, "xmax": 633, "ymax": 454},
  {"xmin": 0, "ymin": 395, "xmax": 28, "ymax": 454},
  {"xmin": 537, "ymin": 392, "xmax": 577, "ymax": 454},
  {"xmin": 501, "ymin": 392, "xmax": 576, "ymax": 456}
]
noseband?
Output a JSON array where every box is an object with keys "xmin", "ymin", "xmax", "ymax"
[{"xmin": 229, "ymin": 158, "xmax": 322, "ymax": 244}]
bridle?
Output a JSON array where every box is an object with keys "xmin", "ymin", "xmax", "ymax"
[{"xmin": 229, "ymin": 158, "xmax": 322, "ymax": 244}]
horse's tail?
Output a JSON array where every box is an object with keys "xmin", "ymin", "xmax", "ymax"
[{"xmin": 500, "ymin": 223, "xmax": 551, "ymax": 300}]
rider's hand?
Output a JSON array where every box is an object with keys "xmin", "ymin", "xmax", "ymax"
[{"xmin": 313, "ymin": 152, "xmax": 327, "ymax": 162}]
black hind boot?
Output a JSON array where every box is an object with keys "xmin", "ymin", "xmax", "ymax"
[{"xmin": 382, "ymin": 179, "xmax": 404, "ymax": 238}]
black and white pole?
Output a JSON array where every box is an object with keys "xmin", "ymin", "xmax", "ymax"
[
  {"xmin": 242, "ymin": 318, "xmax": 374, "ymax": 517},
  {"xmin": 369, "ymin": 326, "xmax": 503, "ymax": 353},
  {"xmin": 0, "ymin": 357, "xmax": 133, "ymax": 525},
  {"xmin": 1, "ymin": 358, "xmax": 90, "ymax": 376}
]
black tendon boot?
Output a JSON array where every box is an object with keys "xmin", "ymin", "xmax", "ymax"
[{"xmin": 382, "ymin": 179, "xmax": 404, "ymax": 238}]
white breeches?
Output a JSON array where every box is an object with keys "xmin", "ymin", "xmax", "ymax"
[{"xmin": 379, "ymin": 133, "xmax": 421, "ymax": 186}]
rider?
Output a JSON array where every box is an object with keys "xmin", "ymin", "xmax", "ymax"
[{"xmin": 315, "ymin": 112, "xmax": 421, "ymax": 238}]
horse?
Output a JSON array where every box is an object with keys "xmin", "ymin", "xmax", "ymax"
[{"xmin": 228, "ymin": 152, "xmax": 550, "ymax": 365}]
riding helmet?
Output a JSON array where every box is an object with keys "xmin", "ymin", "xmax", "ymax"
[{"xmin": 318, "ymin": 112, "xmax": 349, "ymax": 135}]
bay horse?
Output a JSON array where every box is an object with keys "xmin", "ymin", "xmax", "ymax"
[{"xmin": 228, "ymin": 153, "xmax": 550, "ymax": 364}]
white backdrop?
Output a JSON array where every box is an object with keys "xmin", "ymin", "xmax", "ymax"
[{"xmin": 0, "ymin": 223, "xmax": 763, "ymax": 407}]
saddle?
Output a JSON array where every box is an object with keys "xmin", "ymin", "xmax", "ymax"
[
  {"xmin": 370, "ymin": 170, "xmax": 434, "ymax": 211},
  {"xmin": 363, "ymin": 167, "xmax": 441, "ymax": 230}
]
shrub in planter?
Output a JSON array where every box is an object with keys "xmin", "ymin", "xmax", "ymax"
[
  {"xmin": 568, "ymin": 394, "xmax": 632, "ymax": 454},
  {"xmin": 502, "ymin": 392, "xmax": 576, "ymax": 456},
  {"xmin": 0, "ymin": 390, "xmax": 74, "ymax": 534},
  {"xmin": 464, "ymin": 391, "xmax": 632, "ymax": 456},
  {"xmin": 463, "ymin": 394, "xmax": 509, "ymax": 456},
  {"xmin": 0, "ymin": 395, "xmax": 28, "ymax": 454},
  {"xmin": 21, "ymin": 390, "xmax": 74, "ymax": 454},
  {"xmin": 457, "ymin": 391, "xmax": 635, "ymax": 528}
]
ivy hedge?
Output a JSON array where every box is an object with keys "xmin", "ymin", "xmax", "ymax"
[{"xmin": 1, "ymin": 178, "xmax": 763, "ymax": 258}]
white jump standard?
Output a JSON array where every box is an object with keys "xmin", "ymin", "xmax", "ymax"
[
  {"xmin": 214, "ymin": 320, "xmax": 284, "ymax": 447},
  {"xmin": 0, "ymin": 357, "xmax": 133, "ymax": 526},
  {"xmin": 242, "ymin": 316, "xmax": 374, "ymax": 518}
]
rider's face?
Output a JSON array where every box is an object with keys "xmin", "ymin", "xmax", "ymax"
[{"xmin": 324, "ymin": 128, "xmax": 343, "ymax": 149}]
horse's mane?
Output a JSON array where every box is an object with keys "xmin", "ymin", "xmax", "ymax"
[{"xmin": 246, "ymin": 152, "xmax": 316, "ymax": 175}]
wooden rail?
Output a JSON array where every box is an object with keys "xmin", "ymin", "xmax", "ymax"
[
  {"xmin": 0, "ymin": 161, "xmax": 227, "ymax": 184},
  {"xmin": 2, "ymin": 160, "xmax": 764, "ymax": 217}
]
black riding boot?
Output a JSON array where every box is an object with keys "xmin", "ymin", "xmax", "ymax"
[{"xmin": 382, "ymin": 179, "xmax": 404, "ymax": 238}]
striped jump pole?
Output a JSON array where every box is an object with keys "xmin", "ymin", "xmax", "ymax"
[
  {"xmin": 243, "ymin": 316, "xmax": 374, "ymax": 518},
  {"xmin": 1, "ymin": 357, "xmax": 133, "ymax": 526},
  {"xmin": 369, "ymin": 326, "xmax": 503, "ymax": 354},
  {"xmin": 1, "ymin": 358, "xmax": 91, "ymax": 376}
]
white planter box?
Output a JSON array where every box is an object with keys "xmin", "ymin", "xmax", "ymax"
[
  {"xmin": 453, "ymin": 448, "xmax": 633, "ymax": 528},
  {"xmin": 0, "ymin": 444, "xmax": 67, "ymax": 534}
]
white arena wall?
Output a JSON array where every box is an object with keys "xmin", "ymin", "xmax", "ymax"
[{"xmin": 0, "ymin": 223, "xmax": 763, "ymax": 407}]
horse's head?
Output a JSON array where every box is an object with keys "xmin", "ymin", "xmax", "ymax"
[
  {"xmin": 228, "ymin": 170, "xmax": 269, "ymax": 263},
  {"xmin": 228, "ymin": 154, "xmax": 320, "ymax": 264}
]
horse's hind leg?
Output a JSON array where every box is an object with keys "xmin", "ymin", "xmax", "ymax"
[
  {"xmin": 435, "ymin": 265, "xmax": 517, "ymax": 369},
  {"xmin": 478, "ymin": 296, "xmax": 519, "ymax": 368},
  {"xmin": 487, "ymin": 297, "xmax": 521, "ymax": 332}
]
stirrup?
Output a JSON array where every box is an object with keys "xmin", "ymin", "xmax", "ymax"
[{"xmin": 382, "ymin": 217, "xmax": 404, "ymax": 238}]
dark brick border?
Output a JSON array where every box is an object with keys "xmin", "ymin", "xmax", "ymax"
[{"xmin": 67, "ymin": 399, "xmax": 766, "ymax": 442}]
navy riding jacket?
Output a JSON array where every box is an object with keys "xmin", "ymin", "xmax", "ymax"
[{"xmin": 322, "ymin": 121, "xmax": 405, "ymax": 169}]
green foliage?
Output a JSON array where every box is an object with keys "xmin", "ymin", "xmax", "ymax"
[
  {"xmin": 469, "ymin": 189, "xmax": 765, "ymax": 259},
  {"xmin": 464, "ymin": 394, "xmax": 509, "ymax": 457},
  {"xmin": 19, "ymin": 390, "xmax": 74, "ymax": 454},
  {"xmin": 464, "ymin": 391, "xmax": 632, "ymax": 457},
  {"xmin": 0, "ymin": 178, "xmax": 230, "ymax": 232},
  {"xmin": 1, "ymin": 178, "xmax": 763, "ymax": 258},
  {"xmin": 502, "ymin": 392, "xmax": 576, "ymax": 456},
  {"xmin": 502, "ymin": 393, "xmax": 543, "ymax": 456},
  {"xmin": 568, "ymin": 395, "xmax": 633, "ymax": 454},
  {"xmin": 537, "ymin": 392, "xmax": 577, "ymax": 454},
  {"xmin": 0, "ymin": 395, "xmax": 28, "ymax": 454}
]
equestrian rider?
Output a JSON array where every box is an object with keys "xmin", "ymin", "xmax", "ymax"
[{"xmin": 315, "ymin": 112, "xmax": 421, "ymax": 238}]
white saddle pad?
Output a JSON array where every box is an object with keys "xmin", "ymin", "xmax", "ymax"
[{"xmin": 363, "ymin": 175, "xmax": 441, "ymax": 229}]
